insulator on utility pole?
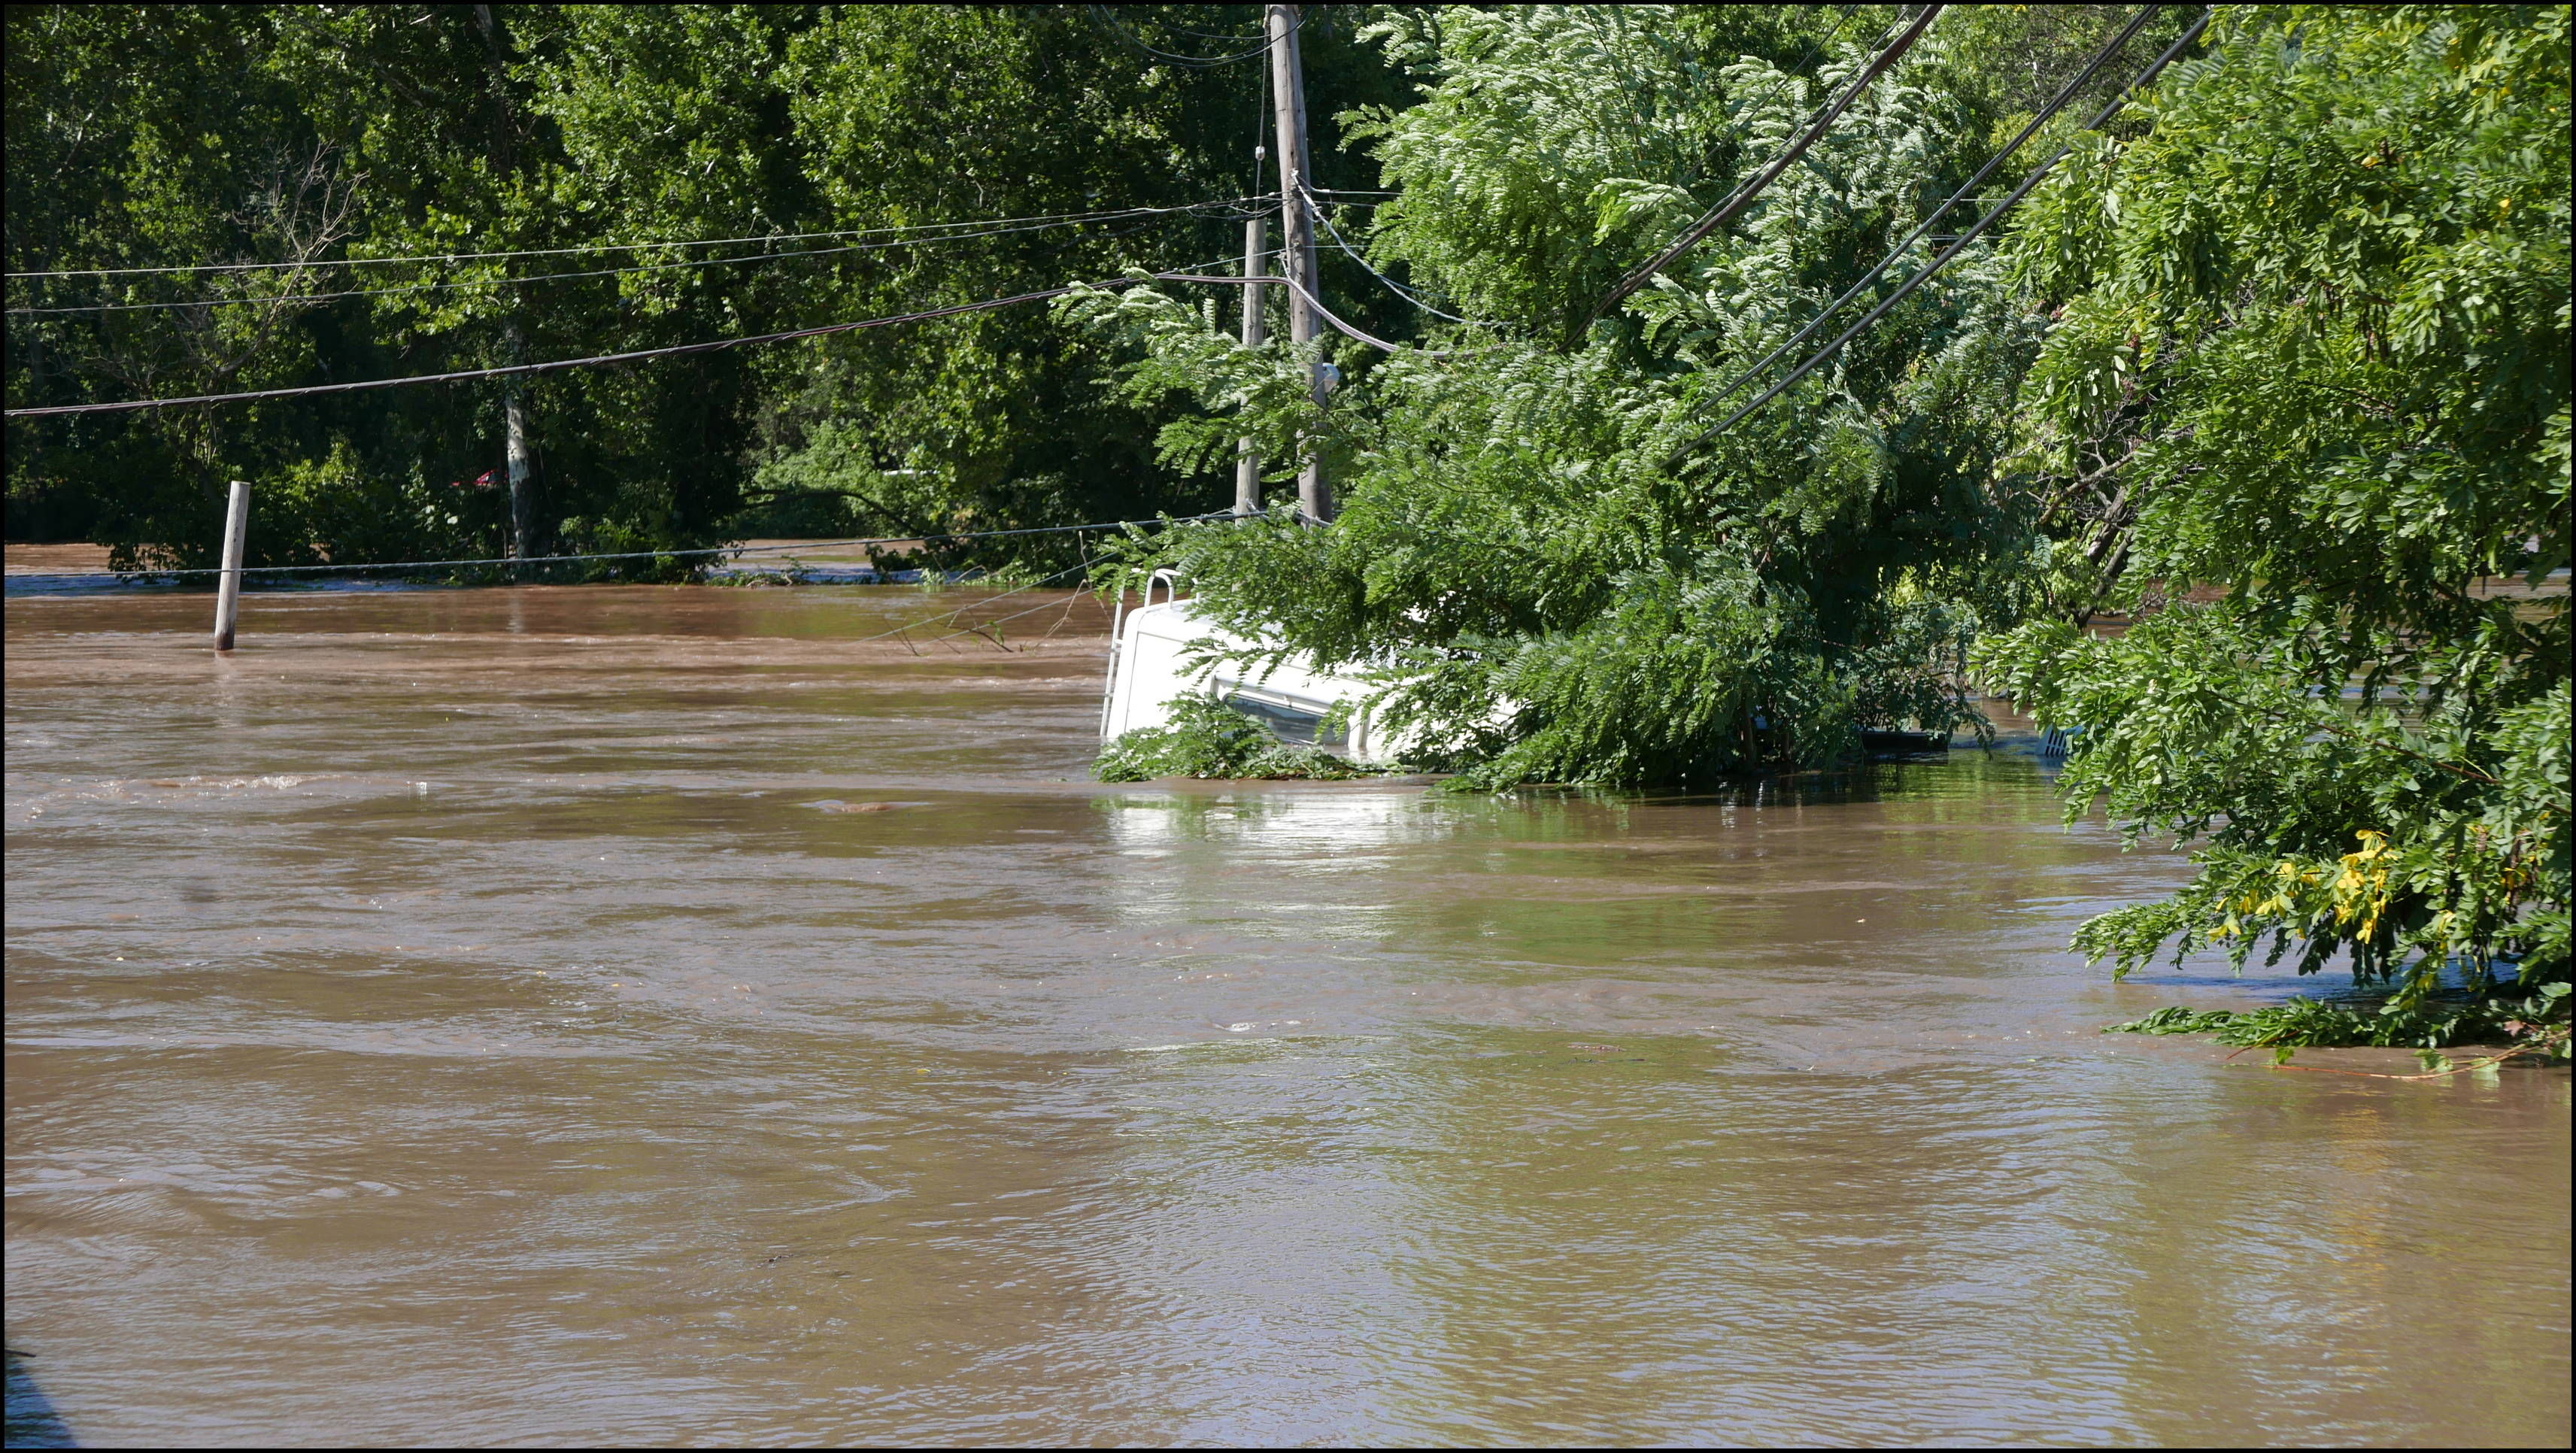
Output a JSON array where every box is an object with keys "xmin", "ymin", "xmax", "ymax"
[{"xmin": 1267, "ymin": 3, "xmax": 1331, "ymax": 524}]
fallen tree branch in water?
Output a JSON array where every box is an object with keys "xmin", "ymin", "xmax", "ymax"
[{"xmin": 2227, "ymin": 1026, "xmax": 2571, "ymax": 1080}]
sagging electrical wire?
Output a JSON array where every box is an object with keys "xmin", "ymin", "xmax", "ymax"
[
  {"xmin": 1088, "ymin": 3, "xmax": 1291, "ymax": 68},
  {"xmin": 1145, "ymin": 14, "xmax": 1278, "ymax": 46},
  {"xmin": 7, "ymin": 200, "xmax": 1267, "ymax": 317},
  {"xmin": 1587, "ymin": 4, "xmax": 1946, "ymax": 325},
  {"xmin": 1153, "ymin": 271, "xmax": 1418, "ymax": 356},
  {"xmin": 5, "ymin": 249, "xmax": 1244, "ymax": 418},
  {"xmin": 1667, "ymin": 8, "xmax": 2215, "ymax": 469},
  {"xmin": 1664, "ymin": 2, "xmax": 1864, "ymax": 201},
  {"xmin": 1300, "ymin": 188, "xmax": 1498, "ymax": 330},
  {"xmin": 1689, "ymin": 4, "xmax": 2169, "ymax": 420},
  {"xmin": 7, "ymin": 199, "xmax": 1261, "ymax": 282},
  {"xmin": 5, "ymin": 287, "xmax": 1079, "ymax": 417}
]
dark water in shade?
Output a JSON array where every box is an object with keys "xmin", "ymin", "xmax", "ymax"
[{"xmin": 5, "ymin": 587, "xmax": 2568, "ymax": 1448}]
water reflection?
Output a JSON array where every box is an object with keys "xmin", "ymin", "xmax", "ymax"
[{"xmin": 5, "ymin": 588, "xmax": 2568, "ymax": 1446}]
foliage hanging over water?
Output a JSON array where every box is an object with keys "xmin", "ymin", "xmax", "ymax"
[
  {"xmin": 1068, "ymin": 5, "xmax": 2569, "ymax": 1047},
  {"xmin": 1070, "ymin": 5, "xmax": 2180, "ymax": 788},
  {"xmin": 1980, "ymin": 4, "xmax": 2571, "ymax": 1032},
  {"xmin": 2109, "ymin": 981, "xmax": 2571, "ymax": 1067},
  {"xmin": 1094, "ymin": 695, "xmax": 1376, "ymax": 783}
]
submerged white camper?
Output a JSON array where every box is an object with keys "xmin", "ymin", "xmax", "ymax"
[{"xmin": 1098, "ymin": 572, "xmax": 1403, "ymax": 763}]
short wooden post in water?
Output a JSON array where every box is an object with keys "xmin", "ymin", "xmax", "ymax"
[{"xmin": 213, "ymin": 478, "xmax": 250, "ymax": 652}]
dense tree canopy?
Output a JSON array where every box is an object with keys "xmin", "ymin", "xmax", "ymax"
[
  {"xmin": 5, "ymin": 3, "xmax": 1408, "ymax": 569},
  {"xmin": 1076, "ymin": 2, "xmax": 2189, "ymax": 783},
  {"xmin": 1983, "ymin": 4, "xmax": 2569, "ymax": 1033}
]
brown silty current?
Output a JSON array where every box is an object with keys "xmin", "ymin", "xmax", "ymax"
[{"xmin": 5, "ymin": 586, "xmax": 2568, "ymax": 1447}]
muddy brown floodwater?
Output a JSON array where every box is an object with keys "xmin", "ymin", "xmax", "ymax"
[{"xmin": 5, "ymin": 586, "xmax": 2568, "ymax": 1447}]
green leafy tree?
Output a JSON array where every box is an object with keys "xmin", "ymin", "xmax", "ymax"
[
  {"xmin": 1075, "ymin": 4, "xmax": 2082, "ymax": 785},
  {"xmin": 4, "ymin": 4, "xmax": 352, "ymax": 563},
  {"xmin": 769, "ymin": 3, "xmax": 1407, "ymax": 565},
  {"xmin": 1980, "ymin": 4, "xmax": 2570, "ymax": 1045},
  {"xmin": 7, "ymin": 5, "xmax": 1410, "ymax": 572},
  {"xmin": 266, "ymin": 2, "xmax": 790, "ymax": 568}
]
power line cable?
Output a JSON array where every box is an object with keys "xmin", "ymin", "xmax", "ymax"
[
  {"xmin": 5, "ymin": 288, "xmax": 1083, "ymax": 417},
  {"xmin": 5, "ymin": 253, "xmax": 1253, "ymax": 418},
  {"xmin": 6, "ymin": 200, "xmax": 1257, "ymax": 281},
  {"xmin": 1088, "ymin": 3, "xmax": 1291, "ymax": 68},
  {"xmin": 1691, "ymin": 4, "xmax": 2165, "ymax": 417},
  {"xmin": 1587, "ymin": 4, "xmax": 1946, "ymax": 326},
  {"xmin": 1638, "ymin": 0, "xmax": 1864, "ymax": 226},
  {"xmin": 1563, "ymin": 0, "xmax": 1875, "ymax": 317},
  {"xmin": 1157, "ymin": 271, "xmax": 1417, "ymax": 355},
  {"xmin": 7, "ymin": 202, "xmax": 1261, "ymax": 317},
  {"xmin": 1142, "ymin": 14, "xmax": 1275, "ymax": 46},
  {"xmin": 1669, "ymin": 8, "xmax": 2214, "ymax": 468},
  {"xmin": 1302, "ymin": 190, "xmax": 1495, "ymax": 329},
  {"xmin": 1421, "ymin": 2, "xmax": 1865, "ymax": 340},
  {"xmin": 1670, "ymin": 3, "xmax": 1864, "ymax": 195}
]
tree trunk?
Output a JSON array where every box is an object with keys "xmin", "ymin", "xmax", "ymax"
[
  {"xmin": 475, "ymin": 5, "xmax": 538, "ymax": 571},
  {"xmin": 503, "ymin": 320, "xmax": 534, "ymax": 566}
]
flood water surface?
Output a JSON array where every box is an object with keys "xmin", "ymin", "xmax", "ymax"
[{"xmin": 6, "ymin": 587, "xmax": 2569, "ymax": 1446}]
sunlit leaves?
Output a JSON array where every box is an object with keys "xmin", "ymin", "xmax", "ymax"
[
  {"xmin": 1985, "ymin": 3, "xmax": 2571, "ymax": 1007},
  {"xmin": 1074, "ymin": 7, "xmax": 2055, "ymax": 786}
]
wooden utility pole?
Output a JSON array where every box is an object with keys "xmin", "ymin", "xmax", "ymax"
[
  {"xmin": 213, "ymin": 479, "xmax": 249, "ymax": 652},
  {"xmin": 1234, "ymin": 209, "xmax": 1267, "ymax": 516},
  {"xmin": 1266, "ymin": 4, "xmax": 1330, "ymax": 523}
]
